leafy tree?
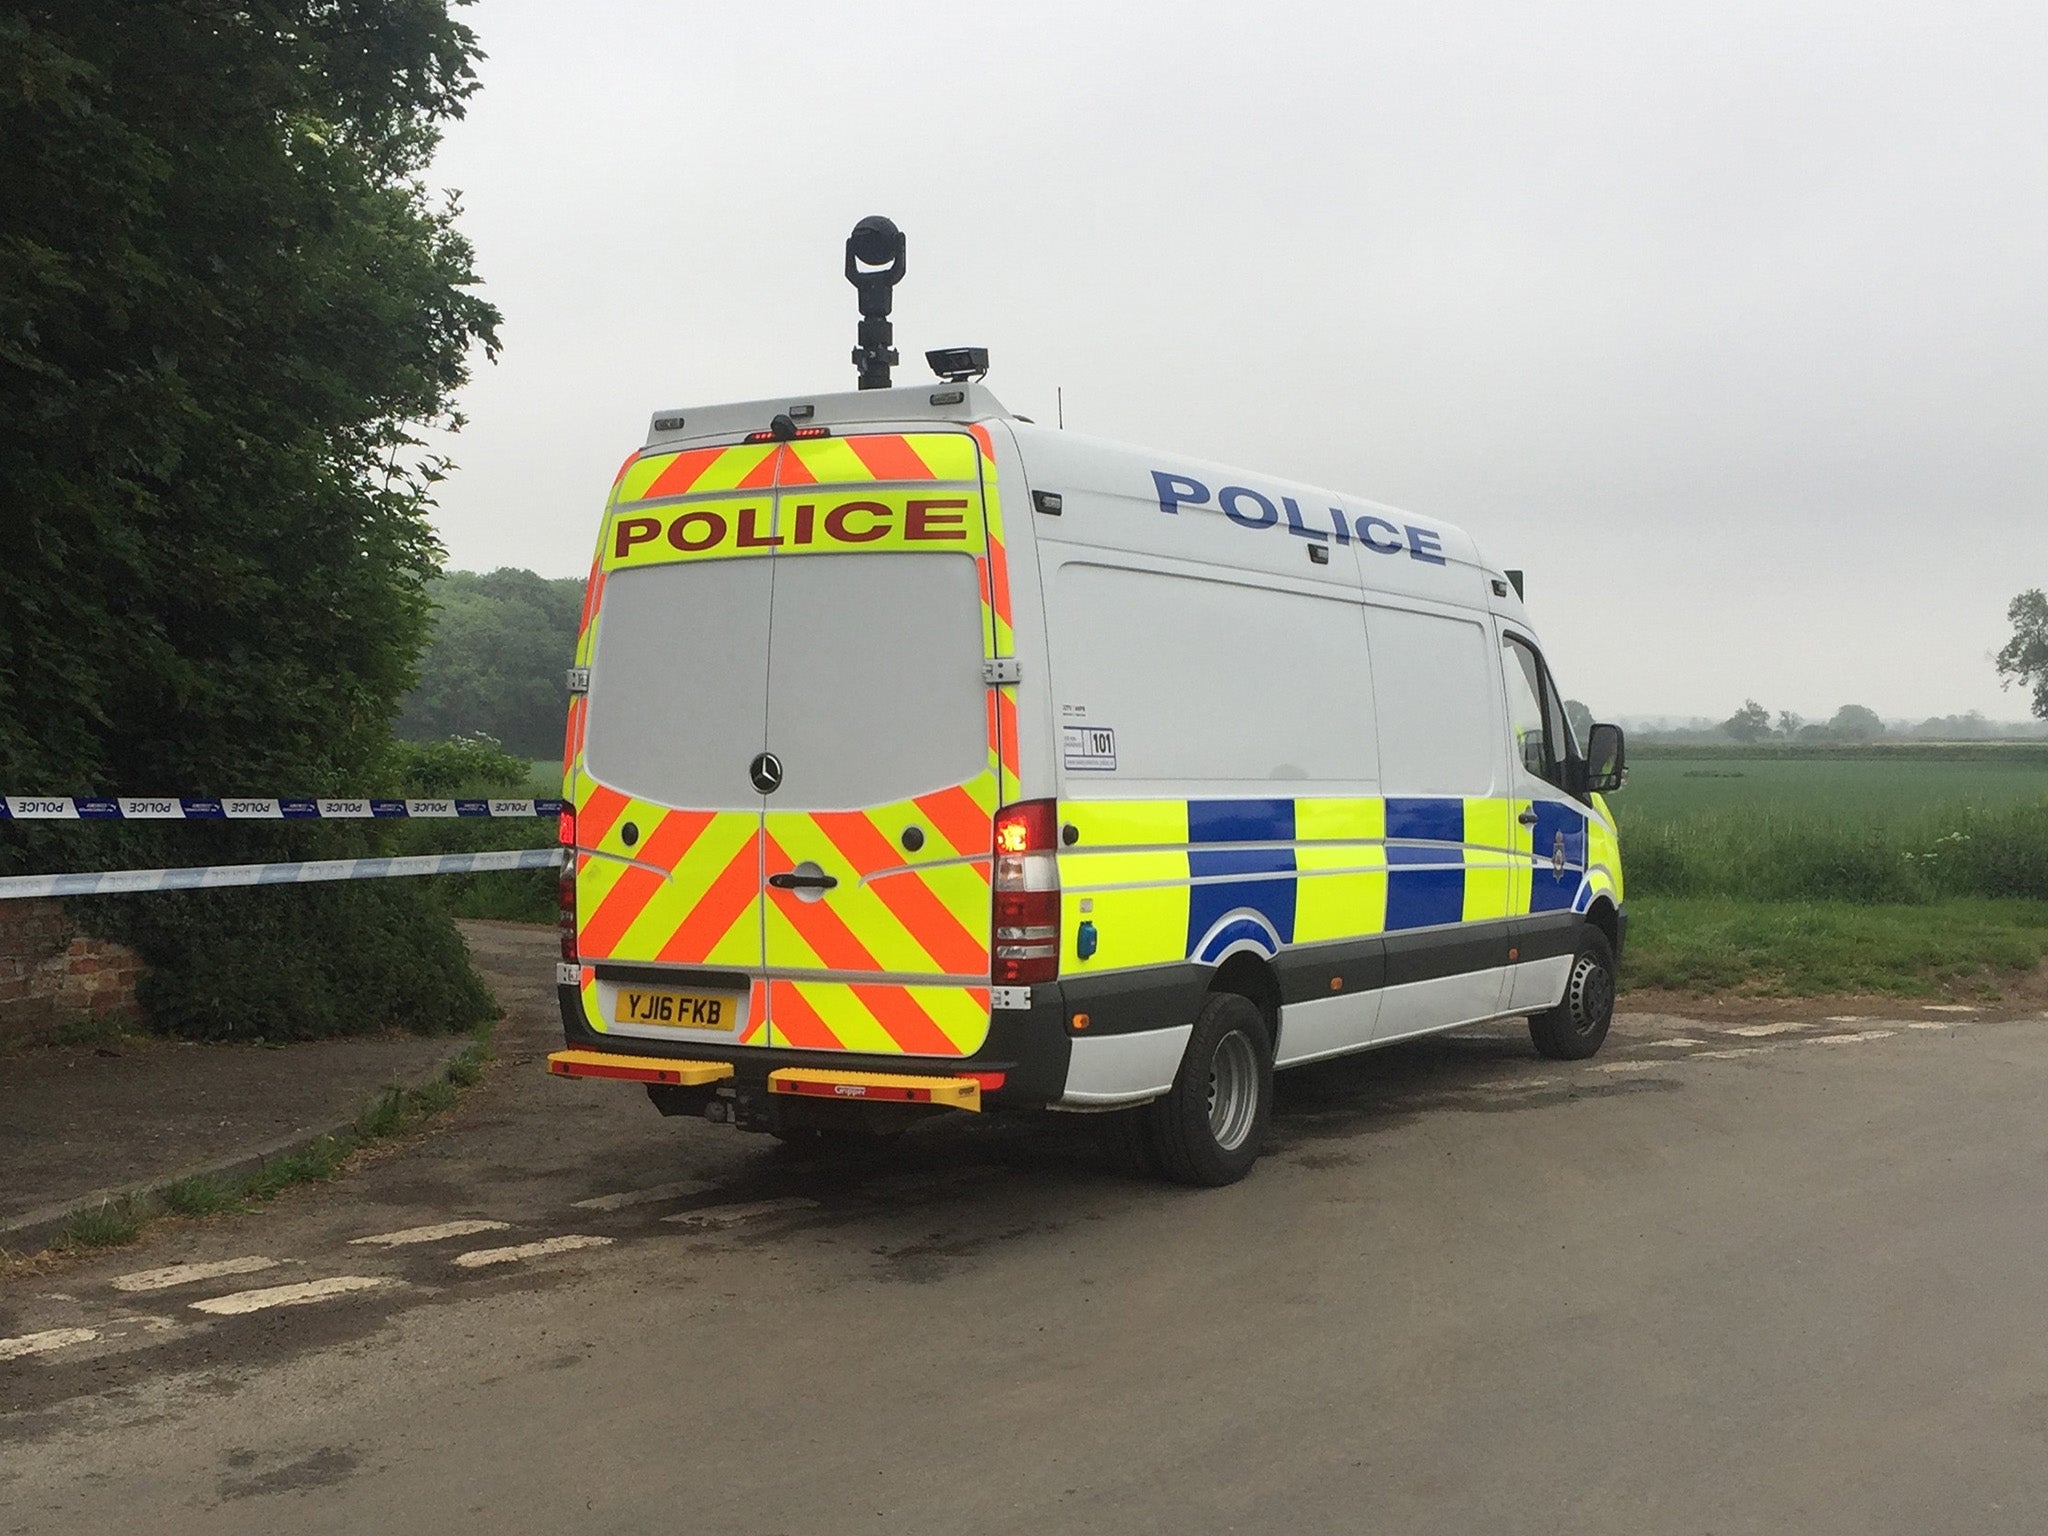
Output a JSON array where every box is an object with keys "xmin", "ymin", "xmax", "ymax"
[
  {"xmin": 1827, "ymin": 704, "xmax": 1885, "ymax": 742},
  {"xmin": 1720, "ymin": 699, "xmax": 1773, "ymax": 742},
  {"xmin": 1777, "ymin": 710, "xmax": 1803, "ymax": 737},
  {"xmin": 1, "ymin": 2, "xmax": 503, "ymax": 1039},
  {"xmin": 1998, "ymin": 589, "xmax": 2048, "ymax": 721},
  {"xmin": 398, "ymin": 570, "xmax": 585, "ymax": 758}
]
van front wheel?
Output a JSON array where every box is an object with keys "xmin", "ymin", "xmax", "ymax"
[
  {"xmin": 1528, "ymin": 928, "xmax": 1617, "ymax": 1060},
  {"xmin": 1142, "ymin": 992, "xmax": 1273, "ymax": 1187}
]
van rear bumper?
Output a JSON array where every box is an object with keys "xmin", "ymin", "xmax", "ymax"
[{"xmin": 557, "ymin": 982, "xmax": 1072, "ymax": 1108}]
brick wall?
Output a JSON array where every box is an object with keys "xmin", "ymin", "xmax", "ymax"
[{"xmin": 0, "ymin": 899, "xmax": 147, "ymax": 1042}]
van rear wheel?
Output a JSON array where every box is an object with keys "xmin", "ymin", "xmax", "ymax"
[
  {"xmin": 1140, "ymin": 992, "xmax": 1273, "ymax": 1187},
  {"xmin": 1528, "ymin": 928, "xmax": 1617, "ymax": 1060}
]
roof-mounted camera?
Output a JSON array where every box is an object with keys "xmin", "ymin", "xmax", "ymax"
[{"xmin": 845, "ymin": 216, "xmax": 906, "ymax": 391}]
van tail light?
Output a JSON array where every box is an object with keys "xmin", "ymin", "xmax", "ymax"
[
  {"xmin": 557, "ymin": 808, "xmax": 578, "ymax": 963},
  {"xmin": 992, "ymin": 799, "xmax": 1059, "ymax": 985}
]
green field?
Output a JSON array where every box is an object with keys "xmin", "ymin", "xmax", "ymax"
[
  {"xmin": 1613, "ymin": 746, "xmax": 2048, "ymax": 996},
  {"xmin": 1612, "ymin": 746, "xmax": 2048, "ymax": 821}
]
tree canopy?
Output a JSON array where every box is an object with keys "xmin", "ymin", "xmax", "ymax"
[
  {"xmin": 397, "ymin": 569, "xmax": 584, "ymax": 759},
  {"xmin": 0, "ymin": 2, "xmax": 505, "ymax": 1041},
  {"xmin": 1721, "ymin": 699, "xmax": 1772, "ymax": 742},
  {"xmin": 0, "ymin": 1, "xmax": 500, "ymax": 796},
  {"xmin": 1998, "ymin": 589, "xmax": 2048, "ymax": 722}
]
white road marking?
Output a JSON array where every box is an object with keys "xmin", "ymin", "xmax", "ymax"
[
  {"xmin": 110, "ymin": 1256, "xmax": 279, "ymax": 1293},
  {"xmin": 1907, "ymin": 1021, "xmax": 1955, "ymax": 1031},
  {"xmin": 1726, "ymin": 1021, "xmax": 1813, "ymax": 1038},
  {"xmin": 190, "ymin": 1277, "xmax": 389, "ymax": 1315},
  {"xmin": 0, "ymin": 1327, "xmax": 99, "ymax": 1361},
  {"xmin": 1655, "ymin": 1038, "xmax": 1706, "ymax": 1048},
  {"xmin": 1808, "ymin": 1030, "xmax": 1896, "ymax": 1045},
  {"xmin": 349, "ymin": 1219, "xmax": 510, "ymax": 1247},
  {"xmin": 1690, "ymin": 1046, "xmax": 1774, "ymax": 1060},
  {"xmin": 1824, "ymin": 1015, "xmax": 1871, "ymax": 1023},
  {"xmin": 451, "ymin": 1234, "xmax": 614, "ymax": 1268},
  {"xmin": 571, "ymin": 1180, "xmax": 714, "ymax": 1212},
  {"xmin": 1590, "ymin": 1060, "xmax": 1666, "ymax": 1074},
  {"xmin": 662, "ymin": 1197, "xmax": 821, "ymax": 1230},
  {"xmin": 1921, "ymin": 1004, "xmax": 1980, "ymax": 1014}
]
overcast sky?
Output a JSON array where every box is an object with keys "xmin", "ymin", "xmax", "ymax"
[{"xmin": 422, "ymin": 0, "xmax": 2048, "ymax": 723}]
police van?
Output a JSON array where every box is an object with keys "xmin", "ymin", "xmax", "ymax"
[{"xmin": 547, "ymin": 380, "xmax": 1627, "ymax": 1186}]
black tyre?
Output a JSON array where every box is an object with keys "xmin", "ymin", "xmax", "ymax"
[
  {"xmin": 1138, "ymin": 992, "xmax": 1273, "ymax": 1186},
  {"xmin": 1528, "ymin": 927, "xmax": 1617, "ymax": 1060}
]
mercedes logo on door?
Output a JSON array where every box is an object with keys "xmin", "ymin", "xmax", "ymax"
[{"xmin": 749, "ymin": 751, "xmax": 784, "ymax": 795}]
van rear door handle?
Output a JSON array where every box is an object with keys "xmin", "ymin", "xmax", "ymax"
[
  {"xmin": 1517, "ymin": 810, "xmax": 1540, "ymax": 826},
  {"xmin": 768, "ymin": 871, "xmax": 839, "ymax": 891}
]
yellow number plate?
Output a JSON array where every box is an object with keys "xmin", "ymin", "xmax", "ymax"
[{"xmin": 613, "ymin": 988, "xmax": 737, "ymax": 1032}]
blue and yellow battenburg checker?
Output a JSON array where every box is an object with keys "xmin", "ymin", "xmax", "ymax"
[{"xmin": 1055, "ymin": 795, "xmax": 1613, "ymax": 971}]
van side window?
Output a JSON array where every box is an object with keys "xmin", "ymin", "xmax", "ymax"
[
  {"xmin": 1365, "ymin": 605, "xmax": 1501, "ymax": 796},
  {"xmin": 1501, "ymin": 635, "xmax": 1561, "ymax": 789},
  {"xmin": 1049, "ymin": 563, "xmax": 1380, "ymax": 789}
]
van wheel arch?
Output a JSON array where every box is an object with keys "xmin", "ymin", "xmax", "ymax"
[
  {"xmin": 1585, "ymin": 897, "xmax": 1622, "ymax": 967},
  {"xmin": 1208, "ymin": 951, "xmax": 1281, "ymax": 1049}
]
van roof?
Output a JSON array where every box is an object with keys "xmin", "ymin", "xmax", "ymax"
[
  {"xmin": 643, "ymin": 383, "xmax": 1011, "ymax": 449},
  {"xmin": 637, "ymin": 384, "xmax": 1526, "ymax": 615}
]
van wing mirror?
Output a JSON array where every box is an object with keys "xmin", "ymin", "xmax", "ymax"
[{"xmin": 1585, "ymin": 723, "xmax": 1626, "ymax": 793}]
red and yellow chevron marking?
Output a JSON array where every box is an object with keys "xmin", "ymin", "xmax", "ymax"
[
  {"xmin": 763, "ymin": 801, "xmax": 993, "ymax": 975},
  {"xmin": 768, "ymin": 979, "xmax": 992, "ymax": 1057},
  {"xmin": 615, "ymin": 433, "xmax": 976, "ymax": 508},
  {"xmin": 573, "ymin": 792, "xmax": 763, "ymax": 973}
]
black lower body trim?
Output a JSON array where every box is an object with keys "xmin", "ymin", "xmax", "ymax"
[
  {"xmin": 1513, "ymin": 910, "xmax": 1585, "ymax": 964},
  {"xmin": 1382, "ymin": 918, "xmax": 1518, "ymax": 988},
  {"xmin": 1053, "ymin": 963, "xmax": 1211, "ymax": 1037}
]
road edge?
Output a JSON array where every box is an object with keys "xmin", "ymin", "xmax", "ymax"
[{"xmin": 0, "ymin": 1031, "xmax": 484, "ymax": 1261}]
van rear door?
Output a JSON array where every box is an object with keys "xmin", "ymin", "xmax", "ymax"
[
  {"xmin": 757, "ymin": 432, "xmax": 1004, "ymax": 1057},
  {"xmin": 573, "ymin": 445, "xmax": 783, "ymax": 1046},
  {"xmin": 572, "ymin": 430, "xmax": 1008, "ymax": 1059}
]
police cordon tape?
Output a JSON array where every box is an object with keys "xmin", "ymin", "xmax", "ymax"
[
  {"xmin": 0, "ymin": 847, "xmax": 567, "ymax": 902},
  {"xmin": 2, "ymin": 797, "xmax": 566, "ymax": 821}
]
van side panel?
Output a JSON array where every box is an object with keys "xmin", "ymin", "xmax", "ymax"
[{"xmin": 1010, "ymin": 422, "xmax": 1609, "ymax": 1091}]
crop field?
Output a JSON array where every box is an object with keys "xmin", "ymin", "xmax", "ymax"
[
  {"xmin": 1614, "ymin": 747, "xmax": 2048, "ymax": 821},
  {"xmin": 1612, "ymin": 746, "xmax": 2048, "ymax": 996}
]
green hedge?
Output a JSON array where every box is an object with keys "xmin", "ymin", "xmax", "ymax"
[{"xmin": 24, "ymin": 735, "xmax": 544, "ymax": 1043}]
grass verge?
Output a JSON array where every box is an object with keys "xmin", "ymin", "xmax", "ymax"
[
  {"xmin": 61, "ymin": 1197, "xmax": 147, "ymax": 1249},
  {"xmin": 1624, "ymin": 896, "xmax": 2048, "ymax": 997},
  {"xmin": 36, "ymin": 1021, "xmax": 497, "ymax": 1258}
]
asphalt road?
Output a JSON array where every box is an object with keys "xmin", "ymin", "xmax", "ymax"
[{"xmin": 4, "ymin": 927, "xmax": 2046, "ymax": 1535}]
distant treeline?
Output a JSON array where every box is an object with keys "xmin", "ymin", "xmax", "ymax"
[
  {"xmin": 1631, "ymin": 741, "xmax": 2048, "ymax": 764},
  {"xmin": 1625, "ymin": 702, "xmax": 2048, "ymax": 746},
  {"xmin": 397, "ymin": 569, "xmax": 584, "ymax": 758}
]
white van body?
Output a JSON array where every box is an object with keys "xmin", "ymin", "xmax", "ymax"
[{"xmin": 552, "ymin": 385, "xmax": 1625, "ymax": 1178}]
